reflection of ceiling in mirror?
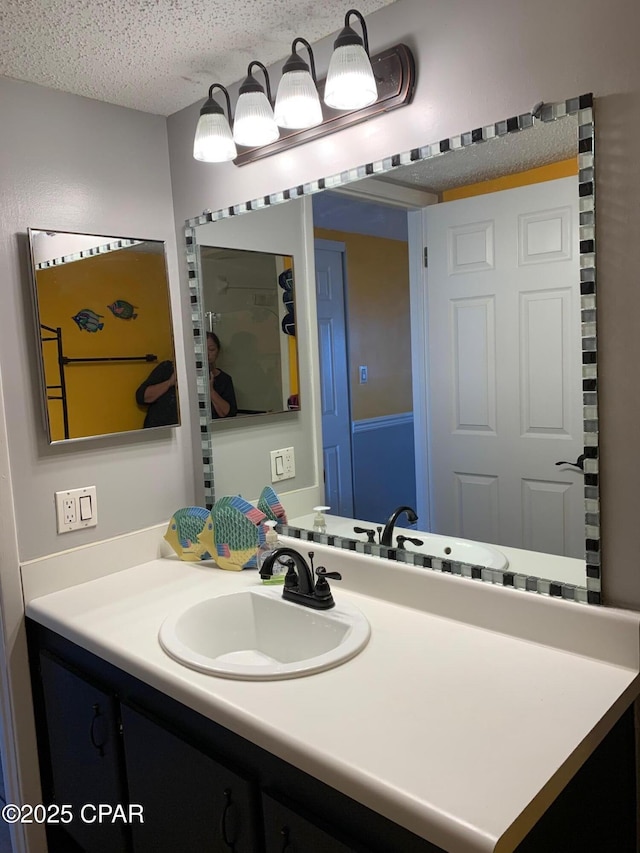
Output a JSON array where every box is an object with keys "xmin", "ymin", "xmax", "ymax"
[
  {"xmin": 374, "ymin": 117, "xmax": 578, "ymax": 193},
  {"xmin": 32, "ymin": 231, "xmax": 164, "ymax": 267}
]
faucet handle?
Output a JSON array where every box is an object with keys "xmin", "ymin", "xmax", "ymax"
[
  {"xmin": 353, "ymin": 526, "xmax": 376, "ymax": 543},
  {"xmin": 316, "ymin": 566, "xmax": 342, "ymax": 581},
  {"xmin": 313, "ymin": 566, "xmax": 341, "ymax": 606},
  {"xmin": 282, "ymin": 558, "xmax": 299, "ymax": 588},
  {"xmin": 396, "ymin": 535, "xmax": 424, "ymax": 551}
]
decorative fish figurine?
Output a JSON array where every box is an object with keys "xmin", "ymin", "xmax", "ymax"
[
  {"xmin": 257, "ymin": 485, "xmax": 287, "ymax": 524},
  {"xmin": 198, "ymin": 495, "xmax": 267, "ymax": 571},
  {"xmin": 71, "ymin": 309, "xmax": 104, "ymax": 333},
  {"xmin": 164, "ymin": 506, "xmax": 212, "ymax": 562},
  {"xmin": 107, "ymin": 300, "xmax": 138, "ymax": 320}
]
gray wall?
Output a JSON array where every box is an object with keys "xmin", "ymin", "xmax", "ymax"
[
  {"xmin": 167, "ymin": 0, "xmax": 640, "ymax": 610},
  {"xmin": 0, "ymin": 77, "xmax": 195, "ymax": 562},
  {"xmin": 194, "ymin": 202, "xmax": 321, "ymax": 507}
]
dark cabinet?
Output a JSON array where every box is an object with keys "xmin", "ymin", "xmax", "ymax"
[
  {"xmin": 262, "ymin": 792, "xmax": 361, "ymax": 853},
  {"xmin": 38, "ymin": 653, "xmax": 129, "ymax": 853},
  {"xmin": 28, "ymin": 621, "xmax": 637, "ymax": 853},
  {"xmin": 121, "ymin": 702, "xmax": 261, "ymax": 853}
]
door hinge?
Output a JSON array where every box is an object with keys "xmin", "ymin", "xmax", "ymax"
[{"xmin": 423, "ymin": 247, "xmax": 428, "ymax": 268}]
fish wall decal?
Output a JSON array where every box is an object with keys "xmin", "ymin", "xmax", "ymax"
[
  {"xmin": 71, "ymin": 309, "xmax": 104, "ymax": 333},
  {"xmin": 107, "ymin": 300, "xmax": 138, "ymax": 320}
]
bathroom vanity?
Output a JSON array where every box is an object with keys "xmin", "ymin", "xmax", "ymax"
[{"xmin": 25, "ymin": 541, "xmax": 640, "ymax": 853}]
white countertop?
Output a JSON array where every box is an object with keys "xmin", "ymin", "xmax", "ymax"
[{"xmin": 25, "ymin": 539, "xmax": 640, "ymax": 853}]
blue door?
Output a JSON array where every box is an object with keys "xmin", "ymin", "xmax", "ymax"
[{"xmin": 314, "ymin": 240, "xmax": 354, "ymax": 518}]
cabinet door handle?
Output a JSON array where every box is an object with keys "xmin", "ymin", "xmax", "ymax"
[
  {"xmin": 220, "ymin": 788, "xmax": 237, "ymax": 851},
  {"xmin": 89, "ymin": 703, "xmax": 106, "ymax": 757},
  {"xmin": 280, "ymin": 825, "xmax": 292, "ymax": 852}
]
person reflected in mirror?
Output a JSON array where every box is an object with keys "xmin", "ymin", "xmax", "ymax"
[
  {"xmin": 135, "ymin": 360, "xmax": 178, "ymax": 428},
  {"xmin": 207, "ymin": 332, "xmax": 237, "ymax": 419}
]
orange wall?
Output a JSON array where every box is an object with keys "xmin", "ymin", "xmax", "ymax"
[
  {"xmin": 314, "ymin": 228, "xmax": 412, "ymax": 421},
  {"xmin": 442, "ymin": 157, "xmax": 578, "ymax": 201},
  {"xmin": 36, "ymin": 250, "xmax": 175, "ymax": 440}
]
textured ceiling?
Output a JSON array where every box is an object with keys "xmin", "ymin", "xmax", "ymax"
[
  {"xmin": 0, "ymin": 0, "xmax": 397, "ymax": 116},
  {"xmin": 377, "ymin": 117, "xmax": 578, "ymax": 193}
]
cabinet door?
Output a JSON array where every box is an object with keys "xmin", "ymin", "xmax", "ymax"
[
  {"xmin": 262, "ymin": 792, "xmax": 363, "ymax": 853},
  {"xmin": 121, "ymin": 703, "xmax": 261, "ymax": 853},
  {"xmin": 39, "ymin": 653, "xmax": 129, "ymax": 853}
]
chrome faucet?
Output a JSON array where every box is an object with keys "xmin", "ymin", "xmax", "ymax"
[
  {"xmin": 380, "ymin": 506, "xmax": 418, "ymax": 547},
  {"xmin": 259, "ymin": 547, "xmax": 341, "ymax": 610}
]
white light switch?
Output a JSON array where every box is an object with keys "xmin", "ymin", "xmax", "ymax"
[
  {"xmin": 55, "ymin": 486, "xmax": 98, "ymax": 533},
  {"xmin": 79, "ymin": 494, "xmax": 93, "ymax": 521},
  {"xmin": 270, "ymin": 447, "xmax": 295, "ymax": 482}
]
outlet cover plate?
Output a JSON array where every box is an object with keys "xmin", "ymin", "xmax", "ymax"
[
  {"xmin": 270, "ymin": 447, "xmax": 295, "ymax": 482},
  {"xmin": 55, "ymin": 486, "xmax": 98, "ymax": 533}
]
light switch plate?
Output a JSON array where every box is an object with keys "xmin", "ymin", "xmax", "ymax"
[
  {"xmin": 270, "ymin": 447, "xmax": 295, "ymax": 482},
  {"xmin": 55, "ymin": 486, "xmax": 98, "ymax": 533}
]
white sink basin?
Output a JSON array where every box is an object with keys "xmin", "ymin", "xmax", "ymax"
[
  {"xmin": 158, "ymin": 587, "xmax": 370, "ymax": 680},
  {"xmin": 410, "ymin": 533, "xmax": 508, "ymax": 570},
  {"xmin": 288, "ymin": 513, "xmax": 509, "ymax": 570}
]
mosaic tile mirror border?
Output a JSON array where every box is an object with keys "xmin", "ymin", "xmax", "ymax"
[{"xmin": 184, "ymin": 93, "xmax": 598, "ymax": 605}]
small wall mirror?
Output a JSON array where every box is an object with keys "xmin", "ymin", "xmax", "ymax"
[
  {"xmin": 27, "ymin": 229, "xmax": 179, "ymax": 443},
  {"xmin": 199, "ymin": 245, "xmax": 300, "ymax": 420}
]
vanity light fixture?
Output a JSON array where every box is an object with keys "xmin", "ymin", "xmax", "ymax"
[
  {"xmin": 193, "ymin": 84, "xmax": 237, "ymax": 163},
  {"xmin": 192, "ymin": 8, "xmax": 415, "ymax": 166},
  {"xmin": 232, "ymin": 61, "xmax": 279, "ymax": 148},
  {"xmin": 324, "ymin": 9, "xmax": 377, "ymax": 111},
  {"xmin": 274, "ymin": 38, "xmax": 323, "ymax": 130}
]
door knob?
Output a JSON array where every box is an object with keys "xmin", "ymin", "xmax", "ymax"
[{"xmin": 554, "ymin": 454, "xmax": 585, "ymax": 471}]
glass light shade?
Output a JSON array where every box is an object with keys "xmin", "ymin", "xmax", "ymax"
[
  {"xmin": 324, "ymin": 43, "xmax": 377, "ymax": 111},
  {"xmin": 232, "ymin": 91, "xmax": 280, "ymax": 147},
  {"xmin": 193, "ymin": 113, "xmax": 237, "ymax": 162},
  {"xmin": 274, "ymin": 70, "xmax": 323, "ymax": 129}
]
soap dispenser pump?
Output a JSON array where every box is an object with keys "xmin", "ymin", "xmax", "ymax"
[
  {"xmin": 312, "ymin": 506, "xmax": 330, "ymax": 534},
  {"xmin": 257, "ymin": 521, "xmax": 284, "ymax": 583}
]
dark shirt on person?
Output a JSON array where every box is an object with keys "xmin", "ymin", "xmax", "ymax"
[
  {"xmin": 135, "ymin": 360, "xmax": 179, "ymax": 428},
  {"xmin": 211, "ymin": 369, "xmax": 237, "ymax": 419}
]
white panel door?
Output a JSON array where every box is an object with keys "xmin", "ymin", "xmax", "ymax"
[{"xmin": 425, "ymin": 177, "xmax": 583, "ymax": 557}]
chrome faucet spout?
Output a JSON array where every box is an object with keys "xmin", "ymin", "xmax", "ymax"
[{"xmin": 380, "ymin": 505, "xmax": 418, "ymax": 547}]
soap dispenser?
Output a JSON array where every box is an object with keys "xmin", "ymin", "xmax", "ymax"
[
  {"xmin": 312, "ymin": 506, "xmax": 330, "ymax": 534},
  {"xmin": 257, "ymin": 521, "xmax": 285, "ymax": 583}
]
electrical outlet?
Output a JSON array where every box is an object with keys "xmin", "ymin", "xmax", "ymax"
[
  {"xmin": 270, "ymin": 447, "xmax": 295, "ymax": 482},
  {"xmin": 63, "ymin": 497, "xmax": 77, "ymax": 525},
  {"xmin": 55, "ymin": 486, "xmax": 98, "ymax": 533}
]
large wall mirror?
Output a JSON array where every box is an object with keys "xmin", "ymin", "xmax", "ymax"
[
  {"xmin": 28, "ymin": 229, "xmax": 179, "ymax": 442},
  {"xmin": 185, "ymin": 95, "xmax": 598, "ymax": 603}
]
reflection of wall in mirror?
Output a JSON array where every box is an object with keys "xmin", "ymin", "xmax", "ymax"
[
  {"xmin": 313, "ymin": 227, "xmax": 412, "ymax": 421},
  {"xmin": 202, "ymin": 252, "xmax": 295, "ymax": 414},
  {"xmin": 37, "ymin": 249, "xmax": 174, "ymax": 440},
  {"xmin": 441, "ymin": 158, "xmax": 577, "ymax": 202},
  {"xmin": 312, "ymin": 156, "xmax": 579, "ymax": 527}
]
